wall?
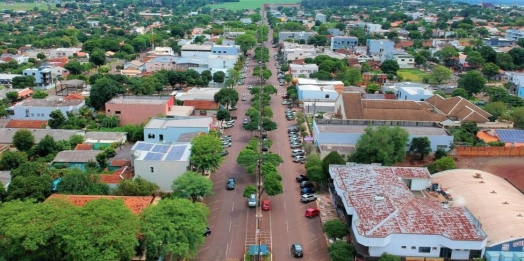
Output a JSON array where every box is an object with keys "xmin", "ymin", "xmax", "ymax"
[
  {"xmin": 208, "ymin": 57, "xmax": 237, "ymax": 70},
  {"xmin": 143, "ymin": 126, "xmax": 208, "ymax": 143},
  {"xmin": 455, "ymin": 146, "xmax": 524, "ymax": 156},
  {"xmin": 106, "ymin": 102, "xmax": 170, "ymax": 125},
  {"xmin": 145, "ymin": 61, "xmax": 175, "ymax": 72},
  {"xmin": 134, "ymin": 160, "xmax": 189, "ymax": 191},
  {"xmin": 10, "ymin": 103, "xmax": 85, "ymax": 120},
  {"xmin": 298, "ymin": 88, "xmax": 339, "ymax": 101},
  {"xmin": 211, "ymin": 46, "xmax": 239, "ymax": 55},
  {"xmin": 180, "ymin": 50, "xmax": 211, "ymax": 58},
  {"xmin": 410, "ymin": 178, "xmax": 430, "ymax": 191},
  {"xmin": 486, "ymin": 238, "xmax": 524, "ymax": 251}
]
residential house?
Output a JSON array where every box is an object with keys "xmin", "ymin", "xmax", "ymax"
[
  {"xmin": 105, "ymin": 96, "xmax": 174, "ymax": 125},
  {"xmin": 383, "ymin": 82, "xmax": 434, "ymax": 101},
  {"xmin": 328, "ymin": 164, "xmax": 486, "ymax": 259},
  {"xmin": 327, "ymin": 28, "xmax": 343, "ymax": 36},
  {"xmin": 330, "ymin": 36, "xmax": 358, "ymax": 51},
  {"xmin": 181, "ymin": 44, "xmax": 212, "ymax": 58},
  {"xmin": 0, "ymin": 54, "xmax": 29, "ymax": 64},
  {"xmin": 87, "ymin": 20, "xmax": 99, "ymax": 27},
  {"xmin": 7, "ymin": 96, "xmax": 85, "ymax": 120},
  {"xmin": 124, "ymin": 60, "xmax": 145, "ymax": 71},
  {"xmin": 49, "ymin": 48, "xmax": 81, "ymax": 59},
  {"xmin": 393, "ymin": 54, "xmax": 416, "ymax": 69},
  {"xmin": 359, "ymin": 23, "xmax": 382, "ymax": 34},
  {"xmin": 146, "ymin": 47, "xmax": 175, "ymax": 57},
  {"xmin": 482, "ymin": 37, "xmax": 513, "ymax": 47},
  {"xmin": 131, "ymin": 26, "xmax": 146, "ymax": 35},
  {"xmin": 5, "ymin": 119, "xmax": 46, "ymax": 129},
  {"xmin": 404, "ymin": 11, "xmax": 424, "ymax": 19},
  {"xmin": 297, "ymin": 85, "xmax": 339, "ymax": 101},
  {"xmin": 366, "ymin": 39, "xmax": 394, "ymax": 57},
  {"xmin": 131, "ymin": 142, "xmax": 192, "ymax": 191},
  {"xmin": 0, "ymin": 128, "xmax": 84, "ymax": 146},
  {"xmin": 505, "ymin": 29, "xmax": 524, "ymax": 41},
  {"xmin": 315, "ymin": 13, "xmax": 326, "ymax": 23},
  {"xmin": 47, "ymin": 194, "xmax": 154, "ymax": 215},
  {"xmin": 145, "ymin": 56, "xmax": 176, "ymax": 72},
  {"xmin": 143, "ymin": 117, "xmax": 213, "ymax": 143},
  {"xmin": 23, "ymin": 66, "xmax": 55, "ymax": 89},
  {"xmin": 52, "ymin": 150, "xmax": 102, "ymax": 170},
  {"xmin": 183, "ymin": 100, "xmax": 219, "ymax": 116},
  {"xmin": 506, "ymin": 71, "xmax": 524, "ymax": 97},
  {"xmin": 362, "ymin": 72, "xmax": 387, "ymax": 85},
  {"xmin": 84, "ymin": 132, "xmax": 127, "ymax": 149},
  {"xmin": 289, "ymin": 63, "xmax": 318, "ymax": 78},
  {"xmin": 174, "ymin": 87, "xmax": 221, "ymax": 102},
  {"xmin": 240, "ymin": 18, "xmax": 252, "ymax": 25},
  {"xmin": 211, "ymin": 45, "xmax": 240, "ymax": 55},
  {"xmin": 278, "ymin": 32, "xmax": 315, "ymax": 43},
  {"xmin": 0, "ymin": 73, "xmax": 22, "ymax": 84},
  {"xmin": 48, "ymin": 66, "xmax": 69, "ymax": 79}
]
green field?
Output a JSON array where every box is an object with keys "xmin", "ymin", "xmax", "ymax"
[
  {"xmin": 2, "ymin": 2, "xmax": 57, "ymax": 11},
  {"xmin": 207, "ymin": 0, "xmax": 300, "ymax": 10},
  {"xmin": 397, "ymin": 69, "xmax": 431, "ymax": 83}
]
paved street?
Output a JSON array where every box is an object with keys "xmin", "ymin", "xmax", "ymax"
[{"xmin": 195, "ymin": 16, "xmax": 328, "ymax": 261}]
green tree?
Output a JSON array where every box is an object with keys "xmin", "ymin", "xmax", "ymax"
[
  {"xmin": 140, "ymin": 198, "xmax": 209, "ymax": 261},
  {"xmin": 5, "ymin": 91, "xmax": 19, "ymax": 103},
  {"xmin": 408, "ymin": 137, "xmax": 432, "ymax": 160},
  {"xmin": 496, "ymin": 53, "xmax": 514, "ymax": 70},
  {"xmin": 113, "ymin": 176, "xmax": 159, "ymax": 196},
  {"xmin": 262, "ymin": 106, "xmax": 273, "ymax": 118},
  {"xmin": 243, "ymin": 184, "xmax": 257, "ymax": 198},
  {"xmin": 322, "ymin": 151, "xmax": 345, "ymax": 177},
  {"xmin": 0, "ymin": 151, "xmax": 27, "ymax": 170},
  {"xmin": 37, "ymin": 52, "xmax": 46, "ymax": 59},
  {"xmin": 216, "ymin": 108, "xmax": 231, "ymax": 124},
  {"xmin": 11, "ymin": 76, "xmax": 36, "ymax": 89},
  {"xmin": 434, "ymin": 46, "xmax": 459, "ymax": 67},
  {"xmin": 328, "ymin": 241, "xmax": 356, "ymax": 261},
  {"xmin": 32, "ymin": 90, "xmax": 48, "ymax": 99},
  {"xmin": 511, "ymin": 107, "xmax": 524, "ymax": 129},
  {"xmin": 380, "ymin": 60, "xmax": 400, "ymax": 75},
  {"xmin": 451, "ymin": 88, "xmax": 468, "ymax": 98},
  {"xmin": 379, "ymin": 252, "xmax": 401, "ymax": 261},
  {"xmin": 212, "ymin": 71, "xmax": 226, "ymax": 86},
  {"xmin": 482, "ymin": 62, "xmax": 500, "ymax": 80},
  {"xmin": 484, "ymin": 102, "xmax": 507, "ymax": 121},
  {"xmin": 458, "ymin": 71, "xmax": 486, "ymax": 97},
  {"xmin": 12, "ymin": 129, "xmax": 35, "ymax": 152},
  {"xmin": 56, "ymin": 169, "xmax": 110, "ymax": 195},
  {"xmin": 366, "ymin": 83, "xmax": 380, "ymax": 94},
  {"xmin": 213, "ymin": 88, "xmax": 239, "ymax": 109},
  {"xmin": 190, "ymin": 134, "xmax": 224, "ymax": 175},
  {"xmin": 237, "ymin": 149, "xmax": 259, "ymax": 168},
  {"xmin": 351, "ymin": 126, "xmax": 409, "ymax": 166},
  {"xmin": 465, "ymin": 51, "xmax": 485, "ymax": 68},
  {"xmin": 431, "ymin": 65, "xmax": 452, "ymax": 84},
  {"xmin": 89, "ymin": 77, "xmax": 124, "ymax": 109},
  {"xmin": 35, "ymin": 134, "xmax": 58, "ymax": 157},
  {"xmin": 235, "ymin": 34, "xmax": 257, "ymax": 55},
  {"xmin": 322, "ymin": 219, "xmax": 348, "ymax": 240},
  {"xmin": 89, "ymin": 48, "xmax": 106, "ymax": 66},
  {"xmin": 171, "ymin": 171, "xmax": 213, "ymax": 202},
  {"xmin": 64, "ymin": 60, "xmax": 83, "ymax": 75},
  {"xmin": 6, "ymin": 175, "xmax": 53, "ymax": 202},
  {"xmin": 434, "ymin": 156, "xmax": 456, "ymax": 172},
  {"xmin": 48, "ymin": 109, "xmax": 66, "ymax": 129}
]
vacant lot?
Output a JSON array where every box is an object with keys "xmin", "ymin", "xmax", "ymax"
[
  {"xmin": 457, "ymin": 157, "xmax": 524, "ymax": 191},
  {"xmin": 3, "ymin": 2, "xmax": 57, "ymax": 11},
  {"xmin": 397, "ymin": 69, "xmax": 432, "ymax": 83},
  {"xmin": 207, "ymin": 0, "xmax": 299, "ymax": 10}
]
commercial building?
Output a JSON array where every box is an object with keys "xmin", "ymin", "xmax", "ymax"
[
  {"xmin": 382, "ymin": 82, "xmax": 434, "ymax": 101},
  {"xmin": 7, "ymin": 97, "xmax": 85, "ymax": 120},
  {"xmin": 289, "ymin": 63, "xmax": 319, "ymax": 78},
  {"xmin": 278, "ymin": 31, "xmax": 316, "ymax": 43},
  {"xmin": 504, "ymin": 29, "xmax": 524, "ymax": 41},
  {"xmin": 105, "ymin": 96, "xmax": 174, "ymax": 125},
  {"xmin": 143, "ymin": 117, "xmax": 213, "ymax": 144},
  {"xmin": 330, "ymin": 36, "xmax": 358, "ymax": 51},
  {"xmin": 181, "ymin": 44, "xmax": 212, "ymax": 58}
]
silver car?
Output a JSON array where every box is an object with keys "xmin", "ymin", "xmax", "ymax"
[{"xmin": 301, "ymin": 193, "xmax": 317, "ymax": 203}]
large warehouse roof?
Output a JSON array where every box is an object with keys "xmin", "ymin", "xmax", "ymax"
[{"xmin": 432, "ymin": 169, "xmax": 524, "ymax": 247}]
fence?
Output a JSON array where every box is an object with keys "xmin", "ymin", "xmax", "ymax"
[{"xmin": 456, "ymin": 146, "xmax": 524, "ymax": 156}]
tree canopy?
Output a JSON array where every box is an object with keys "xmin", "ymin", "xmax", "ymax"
[
  {"xmin": 190, "ymin": 133, "xmax": 224, "ymax": 175},
  {"xmin": 350, "ymin": 126, "xmax": 410, "ymax": 166},
  {"xmin": 171, "ymin": 171, "xmax": 213, "ymax": 202}
]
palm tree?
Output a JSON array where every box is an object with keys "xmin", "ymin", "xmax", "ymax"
[{"xmin": 102, "ymin": 115, "xmax": 120, "ymax": 128}]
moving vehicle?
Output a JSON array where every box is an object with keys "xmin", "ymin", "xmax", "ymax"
[
  {"xmin": 248, "ymin": 194, "xmax": 257, "ymax": 207},
  {"xmin": 291, "ymin": 244, "xmax": 303, "ymax": 258},
  {"xmin": 248, "ymin": 85, "xmax": 253, "ymax": 90},
  {"xmin": 305, "ymin": 208, "xmax": 320, "ymax": 218},
  {"xmin": 300, "ymin": 181, "xmax": 314, "ymax": 188},
  {"xmin": 262, "ymin": 200, "xmax": 271, "ymax": 211},
  {"xmin": 204, "ymin": 227, "xmax": 211, "ymax": 237},
  {"xmin": 226, "ymin": 178, "xmax": 235, "ymax": 190},
  {"xmin": 242, "ymin": 95, "xmax": 246, "ymax": 101},
  {"xmin": 301, "ymin": 193, "xmax": 317, "ymax": 203},
  {"xmin": 296, "ymin": 174, "xmax": 309, "ymax": 182}
]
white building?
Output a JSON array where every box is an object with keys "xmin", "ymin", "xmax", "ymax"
[
  {"xmin": 315, "ymin": 13, "xmax": 326, "ymax": 23},
  {"xmin": 131, "ymin": 142, "xmax": 192, "ymax": 192},
  {"xmin": 329, "ymin": 163, "xmax": 486, "ymax": 259},
  {"xmin": 49, "ymin": 48, "xmax": 81, "ymax": 59},
  {"xmin": 282, "ymin": 42, "xmax": 317, "ymax": 61},
  {"xmin": 7, "ymin": 96, "xmax": 85, "ymax": 120},
  {"xmin": 181, "ymin": 44, "xmax": 212, "ymax": 58},
  {"xmin": 393, "ymin": 54, "xmax": 416, "ymax": 68},
  {"xmin": 382, "ymin": 82, "xmax": 434, "ymax": 101},
  {"xmin": 289, "ymin": 63, "xmax": 318, "ymax": 78},
  {"xmin": 208, "ymin": 54, "xmax": 238, "ymax": 70},
  {"xmin": 147, "ymin": 47, "xmax": 175, "ymax": 56}
]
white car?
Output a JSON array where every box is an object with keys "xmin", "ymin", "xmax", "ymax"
[
  {"xmin": 248, "ymin": 85, "xmax": 253, "ymax": 90},
  {"xmin": 292, "ymin": 149, "xmax": 305, "ymax": 154},
  {"xmin": 282, "ymin": 100, "xmax": 292, "ymax": 105},
  {"xmin": 301, "ymin": 193, "xmax": 317, "ymax": 203}
]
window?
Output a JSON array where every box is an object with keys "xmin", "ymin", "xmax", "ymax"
[
  {"xmin": 401, "ymin": 59, "xmax": 405, "ymax": 61},
  {"xmin": 419, "ymin": 247, "xmax": 431, "ymax": 253},
  {"xmin": 401, "ymin": 246, "xmax": 406, "ymax": 249},
  {"xmin": 159, "ymin": 134, "xmax": 164, "ymax": 141},
  {"xmin": 325, "ymin": 94, "xmax": 330, "ymax": 98},
  {"xmin": 31, "ymin": 113, "xmax": 34, "ymax": 117},
  {"xmin": 107, "ymin": 110, "xmax": 110, "ymax": 112},
  {"xmin": 432, "ymin": 247, "xmax": 438, "ymax": 250},
  {"xmin": 115, "ymin": 111, "xmax": 121, "ymax": 114},
  {"xmin": 411, "ymin": 246, "xmax": 416, "ymax": 250},
  {"xmin": 150, "ymin": 167, "xmax": 154, "ymax": 173},
  {"xmin": 148, "ymin": 133, "xmax": 156, "ymax": 139}
]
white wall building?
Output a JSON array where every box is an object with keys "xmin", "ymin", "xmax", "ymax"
[
  {"xmin": 289, "ymin": 63, "xmax": 318, "ymax": 78},
  {"xmin": 393, "ymin": 54, "xmax": 416, "ymax": 68},
  {"xmin": 282, "ymin": 42, "xmax": 317, "ymax": 61},
  {"xmin": 382, "ymin": 82, "xmax": 434, "ymax": 101},
  {"xmin": 131, "ymin": 142, "xmax": 192, "ymax": 192},
  {"xmin": 49, "ymin": 48, "xmax": 81, "ymax": 59},
  {"xmin": 7, "ymin": 97, "xmax": 85, "ymax": 120},
  {"xmin": 208, "ymin": 54, "xmax": 238, "ymax": 70},
  {"xmin": 315, "ymin": 13, "xmax": 327, "ymax": 23},
  {"xmin": 181, "ymin": 44, "xmax": 212, "ymax": 58}
]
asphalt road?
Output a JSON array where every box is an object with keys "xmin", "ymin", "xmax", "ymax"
[{"xmin": 194, "ymin": 17, "xmax": 328, "ymax": 261}]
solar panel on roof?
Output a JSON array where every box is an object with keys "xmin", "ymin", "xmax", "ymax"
[
  {"xmin": 134, "ymin": 143, "xmax": 145, "ymax": 151},
  {"xmin": 153, "ymin": 153, "xmax": 164, "ymax": 161},
  {"xmin": 496, "ymin": 130, "xmax": 524, "ymax": 143},
  {"xmin": 144, "ymin": 153, "xmax": 155, "ymax": 161},
  {"xmin": 142, "ymin": 144, "xmax": 154, "ymax": 151},
  {"xmin": 165, "ymin": 145, "xmax": 186, "ymax": 161}
]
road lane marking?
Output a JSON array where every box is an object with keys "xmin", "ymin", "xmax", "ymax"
[
  {"xmin": 284, "ymin": 202, "xmax": 287, "ymax": 212},
  {"xmin": 211, "ymin": 208, "xmax": 219, "ymax": 212},
  {"xmin": 226, "ymin": 243, "xmax": 229, "ymax": 257},
  {"xmin": 229, "ymin": 220, "xmax": 232, "ymax": 232},
  {"xmin": 198, "ymin": 246, "xmax": 210, "ymax": 253},
  {"xmin": 231, "ymin": 202, "xmax": 235, "ymax": 212},
  {"xmin": 269, "ymin": 207, "xmax": 273, "ymax": 253}
]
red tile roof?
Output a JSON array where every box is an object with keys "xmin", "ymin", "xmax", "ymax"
[
  {"xmin": 64, "ymin": 93, "xmax": 84, "ymax": 100},
  {"xmin": 17, "ymin": 88, "xmax": 33, "ymax": 97},
  {"xmin": 183, "ymin": 100, "xmax": 219, "ymax": 110},
  {"xmin": 46, "ymin": 194, "xmax": 153, "ymax": 214},
  {"xmin": 74, "ymin": 143, "xmax": 93, "ymax": 150},
  {"xmin": 100, "ymin": 164, "xmax": 134, "ymax": 184},
  {"xmin": 110, "ymin": 159, "xmax": 130, "ymax": 167},
  {"xmin": 6, "ymin": 120, "xmax": 47, "ymax": 129}
]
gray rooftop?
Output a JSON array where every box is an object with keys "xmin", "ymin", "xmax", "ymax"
[
  {"xmin": 84, "ymin": 132, "xmax": 126, "ymax": 141},
  {"xmin": 14, "ymin": 97, "xmax": 84, "ymax": 107},
  {"xmin": 145, "ymin": 117, "xmax": 212, "ymax": 129},
  {"xmin": 53, "ymin": 150, "xmax": 102, "ymax": 163},
  {"xmin": 0, "ymin": 170, "xmax": 11, "ymax": 186},
  {"xmin": 0, "ymin": 128, "xmax": 84, "ymax": 144},
  {"xmin": 107, "ymin": 96, "xmax": 171, "ymax": 105},
  {"xmin": 177, "ymin": 132, "xmax": 201, "ymax": 142},
  {"xmin": 317, "ymin": 124, "xmax": 451, "ymax": 136}
]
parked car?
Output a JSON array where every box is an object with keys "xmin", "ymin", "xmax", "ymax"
[
  {"xmin": 282, "ymin": 100, "xmax": 292, "ymax": 105},
  {"xmin": 293, "ymin": 156, "xmax": 306, "ymax": 163},
  {"xmin": 300, "ymin": 181, "xmax": 314, "ymax": 188},
  {"xmin": 305, "ymin": 208, "xmax": 320, "ymax": 218},
  {"xmin": 248, "ymin": 85, "xmax": 253, "ymax": 89},
  {"xmin": 290, "ymin": 138, "xmax": 301, "ymax": 143},
  {"xmin": 242, "ymin": 95, "xmax": 246, "ymax": 101},
  {"xmin": 204, "ymin": 227, "xmax": 211, "ymax": 237},
  {"xmin": 262, "ymin": 145, "xmax": 269, "ymax": 151},
  {"xmin": 226, "ymin": 178, "xmax": 235, "ymax": 190},
  {"xmin": 248, "ymin": 194, "xmax": 257, "ymax": 207},
  {"xmin": 228, "ymin": 107, "xmax": 237, "ymax": 111},
  {"xmin": 243, "ymin": 118, "xmax": 249, "ymax": 124},
  {"xmin": 288, "ymin": 128, "xmax": 298, "ymax": 133},
  {"xmin": 296, "ymin": 174, "xmax": 309, "ymax": 182},
  {"xmin": 290, "ymin": 144, "xmax": 302, "ymax": 149},
  {"xmin": 291, "ymin": 244, "xmax": 303, "ymax": 258},
  {"xmin": 221, "ymin": 150, "xmax": 229, "ymax": 156},
  {"xmin": 301, "ymin": 193, "xmax": 317, "ymax": 203},
  {"xmin": 262, "ymin": 200, "xmax": 271, "ymax": 211},
  {"xmin": 287, "ymin": 116, "xmax": 295, "ymax": 121},
  {"xmin": 300, "ymin": 187, "xmax": 315, "ymax": 194},
  {"xmin": 223, "ymin": 143, "xmax": 231, "ymax": 148},
  {"xmin": 292, "ymin": 149, "xmax": 305, "ymax": 156}
]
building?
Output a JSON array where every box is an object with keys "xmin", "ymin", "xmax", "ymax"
[
  {"xmin": 329, "ymin": 164, "xmax": 486, "ymax": 259},
  {"xmin": 278, "ymin": 32, "xmax": 315, "ymax": 43},
  {"xmin": 143, "ymin": 117, "xmax": 213, "ymax": 143},
  {"xmin": 208, "ymin": 55, "xmax": 238, "ymax": 70},
  {"xmin": 296, "ymin": 78, "xmax": 345, "ymax": 92},
  {"xmin": 240, "ymin": 18, "xmax": 252, "ymax": 25},
  {"xmin": 0, "ymin": 73, "xmax": 22, "ymax": 84},
  {"xmin": 46, "ymin": 194, "xmax": 155, "ymax": 214},
  {"xmin": 382, "ymin": 82, "xmax": 434, "ymax": 101},
  {"xmin": 174, "ymin": 87, "xmax": 221, "ymax": 102},
  {"xmin": 327, "ymin": 28, "xmax": 344, "ymax": 36},
  {"xmin": 505, "ymin": 29, "xmax": 524, "ymax": 41},
  {"xmin": 367, "ymin": 39, "xmax": 395, "ymax": 57},
  {"xmin": 145, "ymin": 56, "xmax": 177, "ymax": 72},
  {"xmin": 211, "ymin": 45, "xmax": 240, "ymax": 55},
  {"xmin": 7, "ymin": 97, "xmax": 85, "ymax": 120},
  {"xmin": 182, "ymin": 100, "xmax": 220, "ymax": 116},
  {"xmin": 147, "ymin": 47, "xmax": 175, "ymax": 57},
  {"xmin": 131, "ymin": 142, "xmax": 192, "ymax": 191},
  {"xmin": 0, "ymin": 128, "xmax": 84, "ymax": 146},
  {"xmin": 297, "ymin": 85, "xmax": 339, "ymax": 102},
  {"xmin": 52, "ymin": 150, "xmax": 102, "ymax": 170},
  {"xmin": 432, "ymin": 169, "xmax": 524, "ymax": 258},
  {"xmin": 315, "ymin": 13, "xmax": 326, "ymax": 23},
  {"xmin": 105, "ymin": 96, "xmax": 174, "ymax": 125},
  {"xmin": 330, "ymin": 36, "xmax": 358, "ymax": 51},
  {"xmin": 87, "ymin": 20, "xmax": 99, "ymax": 27},
  {"xmin": 482, "ymin": 37, "xmax": 513, "ymax": 47},
  {"xmin": 23, "ymin": 66, "xmax": 55, "ymax": 89},
  {"xmin": 426, "ymin": 95, "xmax": 491, "ymax": 124},
  {"xmin": 181, "ymin": 44, "xmax": 212, "ymax": 58},
  {"xmin": 360, "ymin": 23, "xmax": 383, "ymax": 34},
  {"xmin": 282, "ymin": 42, "xmax": 317, "ymax": 61},
  {"xmin": 289, "ymin": 63, "xmax": 318, "ymax": 78},
  {"xmin": 393, "ymin": 54, "xmax": 416, "ymax": 68},
  {"xmin": 49, "ymin": 48, "xmax": 82, "ymax": 59},
  {"xmin": 84, "ymin": 132, "xmax": 127, "ymax": 149}
]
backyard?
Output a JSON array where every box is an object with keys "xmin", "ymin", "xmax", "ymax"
[
  {"xmin": 206, "ymin": 0, "xmax": 299, "ymax": 10},
  {"xmin": 397, "ymin": 69, "xmax": 432, "ymax": 83}
]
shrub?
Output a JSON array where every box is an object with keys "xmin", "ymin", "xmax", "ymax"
[{"xmin": 434, "ymin": 148, "xmax": 448, "ymax": 160}]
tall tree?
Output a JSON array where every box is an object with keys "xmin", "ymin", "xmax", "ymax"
[
  {"xmin": 0, "ymin": 151, "xmax": 27, "ymax": 170},
  {"xmin": 112, "ymin": 176, "xmax": 159, "ymax": 196},
  {"xmin": 171, "ymin": 171, "xmax": 213, "ymax": 202},
  {"xmin": 408, "ymin": 137, "xmax": 432, "ymax": 160},
  {"xmin": 431, "ymin": 65, "xmax": 452, "ymax": 84},
  {"xmin": 89, "ymin": 48, "xmax": 106, "ymax": 67},
  {"xmin": 328, "ymin": 241, "xmax": 356, "ymax": 261},
  {"xmin": 89, "ymin": 77, "xmax": 124, "ymax": 109},
  {"xmin": 140, "ymin": 198, "xmax": 209, "ymax": 261},
  {"xmin": 322, "ymin": 151, "xmax": 345, "ymax": 177},
  {"xmin": 213, "ymin": 88, "xmax": 239, "ymax": 109},
  {"xmin": 234, "ymin": 34, "xmax": 257, "ymax": 55},
  {"xmin": 350, "ymin": 126, "xmax": 409, "ymax": 166},
  {"xmin": 6, "ymin": 175, "xmax": 53, "ymax": 202},
  {"xmin": 48, "ymin": 109, "xmax": 66, "ymax": 129},
  {"xmin": 56, "ymin": 169, "xmax": 110, "ymax": 195},
  {"xmin": 212, "ymin": 71, "xmax": 225, "ymax": 86},
  {"xmin": 458, "ymin": 70, "xmax": 486, "ymax": 97},
  {"xmin": 322, "ymin": 219, "xmax": 348, "ymax": 240},
  {"xmin": 64, "ymin": 60, "xmax": 83, "ymax": 75},
  {"xmin": 482, "ymin": 62, "xmax": 500, "ymax": 80},
  {"xmin": 380, "ymin": 59, "xmax": 400, "ymax": 75},
  {"xmin": 12, "ymin": 129, "xmax": 35, "ymax": 152},
  {"xmin": 434, "ymin": 46, "xmax": 459, "ymax": 67},
  {"xmin": 190, "ymin": 134, "xmax": 224, "ymax": 175}
]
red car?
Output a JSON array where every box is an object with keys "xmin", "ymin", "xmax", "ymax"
[
  {"xmin": 305, "ymin": 208, "xmax": 320, "ymax": 218},
  {"xmin": 262, "ymin": 200, "xmax": 271, "ymax": 211}
]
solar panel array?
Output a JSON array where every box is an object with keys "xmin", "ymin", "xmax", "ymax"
[
  {"xmin": 165, "ymin": 145, "xmax": 187, "ymax": 161},
  {"xmin": 496, "ymin": 130, "xmax": 524, "ymax": 143},
  {"xmin": 134, "ymin": 143, "xmax": 154, "ymax": 151},
  {"xmin": 134, "ymin": 142, "xmax": 188, "ymax": 161},
  {"xmin": 144, "ymin": 152, "xmax": 164, "ymax": 161},
  {"xmin": 152, "ymin": 144, "xmax": 170, "ymax": 153}
]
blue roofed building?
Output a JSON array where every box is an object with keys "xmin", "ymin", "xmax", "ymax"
[
  {"xmin": 23, "ymin": 66, "xmax": 55, "ymax": 89},
  {"xmin": 366, "ymin": 39, "xmax": 394, "ymax": 57}
]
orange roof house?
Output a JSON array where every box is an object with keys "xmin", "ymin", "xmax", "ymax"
[
  {"xmin": 46, "ymin": 194, "xmax": 154, "ymax": 214},
  {"xmin": 183, "ymin": 100, "xmax": 220, "ymax": 111},
  {"xmin": 6, "ymin": 119, "xmax": 47, "ymax": 129},
  {"xmin": 74, "ymin": 143, "xmax": 94, "ymax": 150}
]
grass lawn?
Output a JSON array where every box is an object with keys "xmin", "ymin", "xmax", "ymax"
[
  {"xmin": 2, "ymin": 2, "xmax": 57, "ymax": 11},
  {"xmin": 397, "ymin": 69, "xmax": 431, "ymax": 83},
  {"xmin": 207, "ymin": 0, "xmax": 299, "ymax": 10}
]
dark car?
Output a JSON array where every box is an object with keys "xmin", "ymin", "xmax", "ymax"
[
  {"xmin": 296, "ymin": 174, "xmax": 309, "ymax": 182},
  {"xmin": 288, "ymin": 128, "xmax": 299, "ymax": 133},
  {"xmin": 291, "ymin": 244, "xmax": 303, "ymax": 258},
  {"xmin": 221, "ymin": 150, "xmax": 229, "ymax": 156},
  {"xmin": 300, "ymin": 187, "xmax": 315, "ymax": 194},
  {"xmin": 262, "ymin": 145, "xmax": 269, "ymax": 151},
  {"xmin": 204, "ymin": 227, "xmax": 211, "ymax": 237},
  {"xmin": 226, "ymin": 178, "xmax": 235, "ymax": 190},
  {"xmin": 300, "ymin": 181, "xmax": 314, "ymax": 188}
]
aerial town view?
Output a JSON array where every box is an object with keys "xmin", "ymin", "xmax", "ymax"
[{"xmin": 1, "ymin": 0, "xmax": 524, "ymax": 260}]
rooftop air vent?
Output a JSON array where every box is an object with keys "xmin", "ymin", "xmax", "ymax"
[{"xmin": 374, "ymin": 194, "xmax": 385, "ymax": 201}]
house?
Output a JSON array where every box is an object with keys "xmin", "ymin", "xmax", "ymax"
[
  {"xmin": 362, "ymin": 72, "xmax": 388, "ymax": 85},
  {"xmin": 0, "ymin": 73, "xmax": 22, "ymax": 84},
  {"xmin": 426, "ymin": 95, "xmax": 492, "ymax": 124},
  {"xmin": 23, "ymin": 66, "xmax": 55, "ymax": 89},
  {"xmin": 181, "ymin": 44, "xmax": 212, "ymax": 58},
  {"xmin": 0, "ymin": 54, "xmax": 29, "ymax": 64},
  {"xmin": 327, "ymin": 28, "xmax": 343, "ymax": 36},
  {"xmin": 382, "ymin": 82, "xmax": 434, "ymax": 101},
  {"xmin": 289, "ymin": 63, "xmax": 318, "ymax": 78},
  {"xmin": 482, "ymin": 37, "xmax": 513, "ymax": 47},
  {"xmin": 84, "ymin": 132, "xmax": 127, "ymax": 149},
  {"xmin": 183, "ymin": 100, "xmax": 219, "ymax": 116},
  {"xmin": 124, "ymin": 60, "xmax": 145, "ymax": 71},
  {"xmin": 174, "ymin": 87, "xmax": 221, "ymax": 102},
  {"xmin": 329, "ymin": 164, "xmax": 486, "ymax": 259},
  {"xmin": 366, "ymin": 39, "xmax": 394, "ymax": 57},
  {"xmin": 211, "ymin": 45, "xmax": 240, "ymax": 55},
  {"xmin": 297, "ymin": 85, "xmax": 339, "ymax": 102},
  {"xmin": 105, "ymin": 96, "xmax": 174, "ymax": 125},
  {"xmin": 145, "ymin": 56, "xmax": 176, "ymax": 72},
  {"xmin": 393, "ymin": 54, "xmax": 416, "ymax": 68},
  {"xmin": 87, "ymin": 20, "xmax": 99, "ymax": 27},
  {"xmin": 0, "ymin": 128, "xmax": 84, "ymax": 146},
  {"xmin": 46, "ymin": 194, "xmax": 154, "ymax": 215},
  {"xmin": 49, "ymin": 48, "xmax": 81, "ymax": 59},
  {"xmin": 48, "ymin": 66, "xmax": 69, "ymax": 79},
  {"xmin": 146, "ymin": 47, "xmax": 175, "ymax": 57},
  {"xmin": 172, "ymin": 57, "xmax": 208, "ymax": 73},
  {"xmin": 296, "ymin": 78, "xmax": 345, "ymax": 92},
  {"xmin": 477, "ymin": 129, "xmax": 524, "ymax": 146},
  {"xmin": 5, "ymin": 119, "xmax": 47, "ymax": 129},
  {"xmin": 131, "ymin": 26, "xmax": 146, "ymax": 35},
  {"xmin": 131, "ymin": 142, "xmax": 192, "ymax": 191},
  {"xmin": 315, "ymin": 13, "xmax": 326, "ymax": 23},
  {"xmin": 282, "ymin": 42, "xmax": 317, "ymax": 61},
  {"xmin": 505, "ymin": 29, "xmax": 524, "ymax": 41},
  {"xmin": 240, "ymin": 18, "xmax": 252, "ymax": 25},
  {"xmin": 278, "ymin": 32, "xmax": 315, "ymax": 43},
  {"xmin": 7, "ymin": 97, "xmax": 85, "ymax": 120},
  {"xmin": 52, "ymin": 150, "xmax": 102, "ymax": 170},
  {"xmin": 330, "ymin": 36, "xmax": 358, "ymax": 51},
  {"xmin": 143, "ymin": 117, "xmax": 213, "ymax": 143},
  {"xmin": 208, "ymin": 55, "xmax": 238, "ymax": 70},
  {"xmin": 359, "ymin": 23, "xmax": 382, "ymax": 34}
]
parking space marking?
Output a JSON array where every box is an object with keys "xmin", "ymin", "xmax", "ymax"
[
  {"xmin": 229, "ymin": 220, "xmax": 232, "ymax": 232},
  {"xmin": 231, "ymin": 202, "xmax": 235, "ymax": 212},
  {"xmin": 209, "ymin": 215, "xmax": 217, "ymax": 220},
  {"xmin": 225, "ymin": 243, "xmax": 229, "ymax": 257},
  {"xmin": 210, "ymin": 208, "xmax": 219, "ymax": 212},
  {"xmin": 306, "ymin": 237, "xmax": 320, "ymax": 245},
  {"xmin": 198, "ymin": 246, "xmax": 210, "ymax": 253}
]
